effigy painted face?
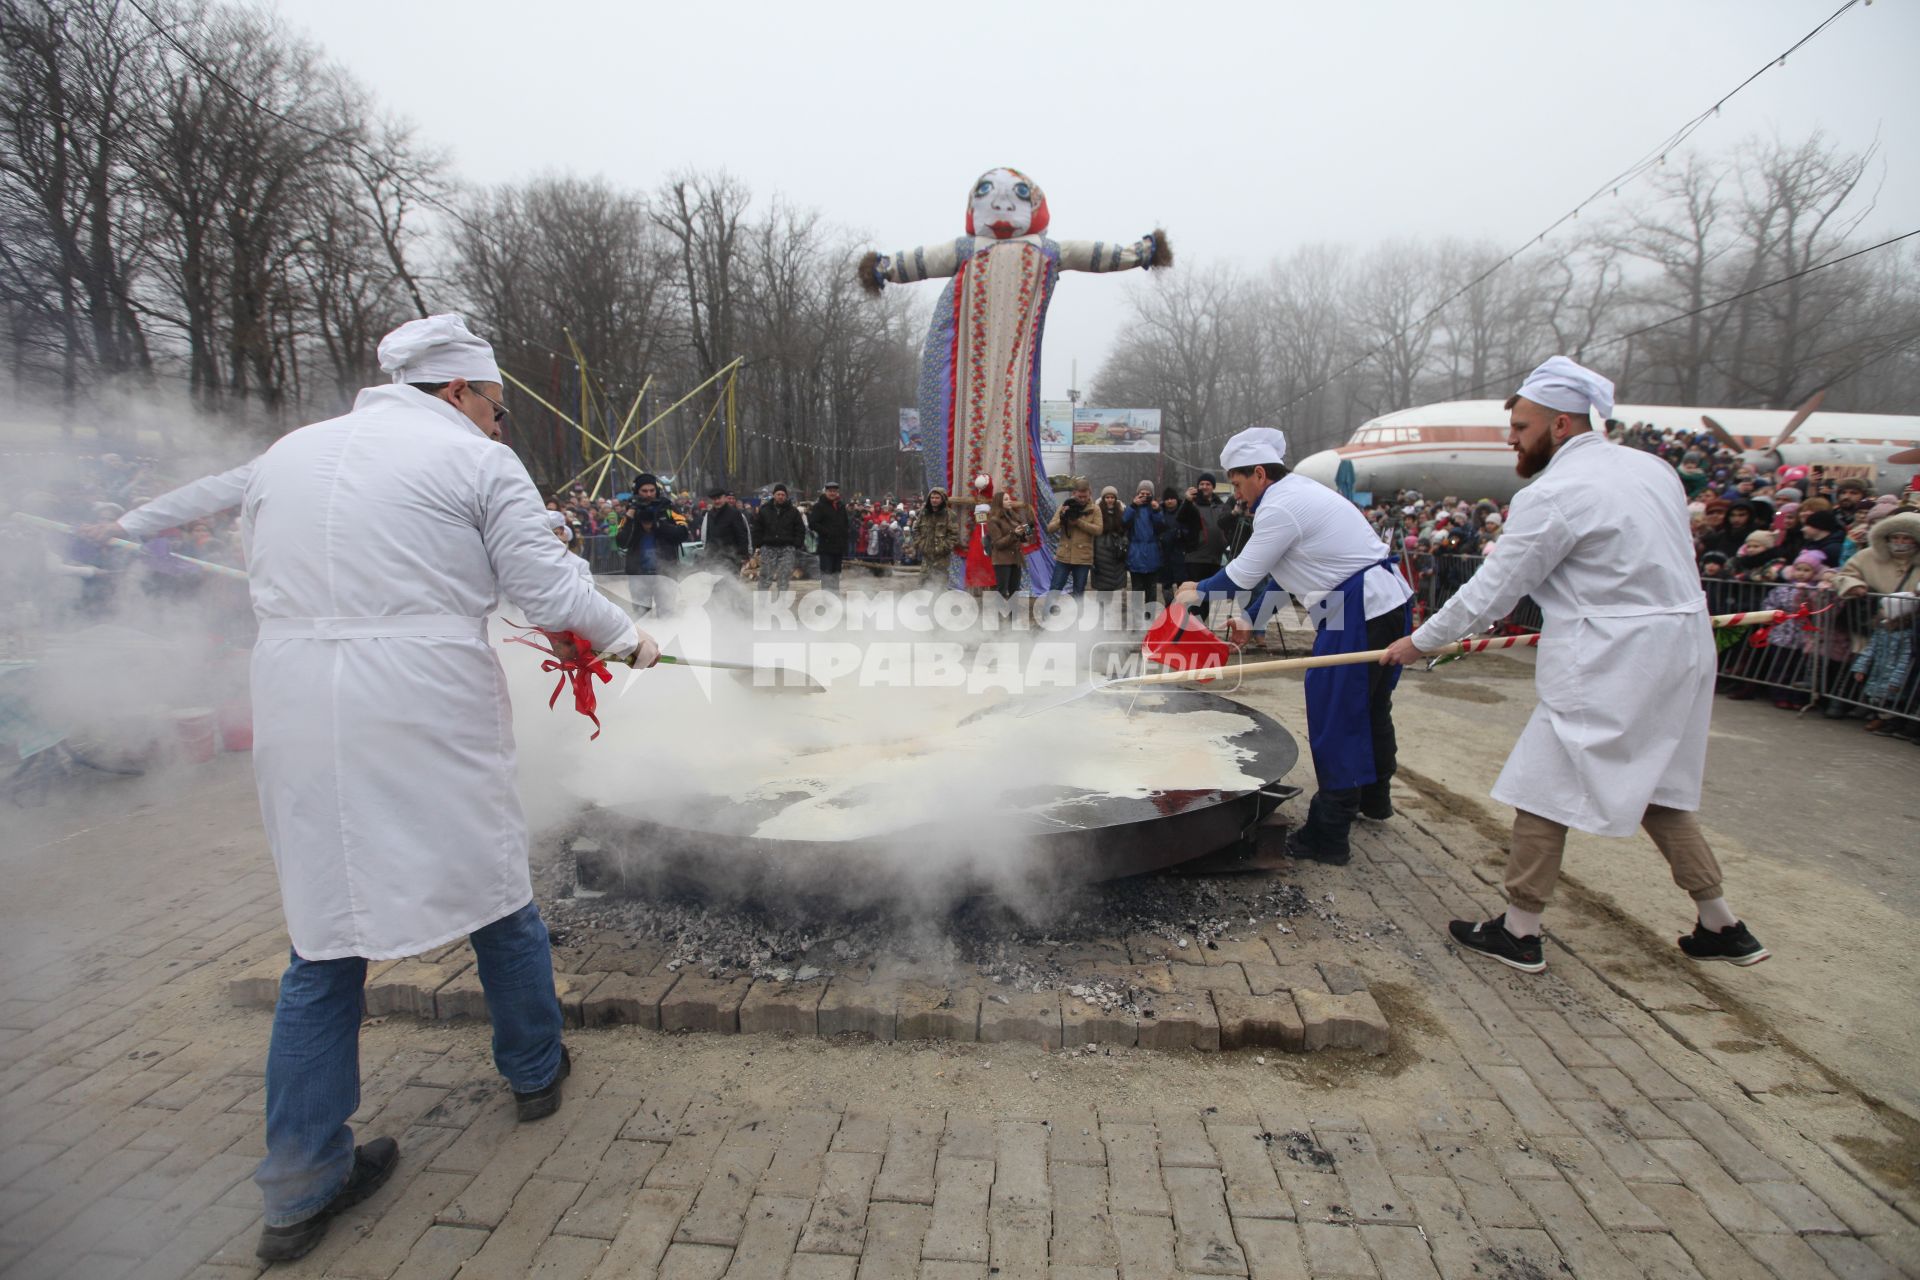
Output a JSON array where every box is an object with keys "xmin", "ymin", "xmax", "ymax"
[{"xmin": 966, "ymin": 167, "xmax": 1049, "ymax": 240}]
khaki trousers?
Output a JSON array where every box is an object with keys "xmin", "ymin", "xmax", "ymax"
[{"xmin": 1506, "ymin": 805, "xmax": 1724, "ymax": 914}]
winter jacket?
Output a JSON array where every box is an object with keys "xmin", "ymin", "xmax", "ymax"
[
  {"xmin": 616, "ymin": 499, "xmax": 686, "ymax": 574},
  {"xmin": 1124, "ymin": 503, "xmax": 1163, "ymax": 573},
  {"xmin": 1156, "ymin": 502, "xmax": 1193, "ymax": 570},
  {"xmin": 701, "ymin": 506, "xmax": 751, "ymax": 562},
  {"xmin": 1832, "ymin": 511, "xmax": 1920, "ymax": 597},
  {"xmin": 751, "ymin": 499, "xmax": 806, "ymax": 549},
  {"xmin": 1184, "ymin": 493, "xmax": 1230, "ymax": 567},
  {"xmin": 987, "ymin": 504, "xmax": 1033, "ymax": 567},
  {"xmin": 810, "ymin": 495, "xmax": 851, "ymax": 554},
  {"xmin": 1048, "ymin": 497, "xmax": 1102, "ymax": 566},
  {"xmin": 1091, "ymin": 502, "xmax": 1130, "ymax": 590},
  {"xmin": 911, "ymin": 494, "xmax": 965, "ymax": 561}
]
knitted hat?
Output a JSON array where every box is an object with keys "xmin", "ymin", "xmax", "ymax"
[
  {"xmin": 1803, "ymin": 509, "xmax": 1841, "ymax": 533},
  {"xmin": 1794, "ymin": 550, "xmax": 1828, "ymax": 567}
]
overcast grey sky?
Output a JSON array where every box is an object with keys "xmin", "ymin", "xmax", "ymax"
[{"xmin": 271, "ymin": 0, "xmax": 1918, "ymax": 402}]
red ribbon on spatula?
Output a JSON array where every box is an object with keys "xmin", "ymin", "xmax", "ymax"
[
  {"xmin": 504, "ymin": 626, "xmax": 613, "ymax": 739},
  {"xmin": 1141, "ymin": 603, "xmax": 1232, "ymax": 678}
]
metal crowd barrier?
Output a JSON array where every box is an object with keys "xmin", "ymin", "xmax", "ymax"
[{"xmin": 1422, "ymin": 554, "xmax": 1917, "ymax": 728}]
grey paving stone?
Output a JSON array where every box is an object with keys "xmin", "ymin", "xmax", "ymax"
[
  {"xmin": 1101, "ymin": 1123, "xmax": 1169, "ymax": 1217},
  {"xmin": 921, "ymin": 1156, "xmax": 992, "ymax": 1263},
  {"xmin": 1050, "ymin": 1162, "xmax": 1118, "ymax": 1268},
  {"xmin": 554, "ymin": 1139, "xmax": 666, "ymax": 1240},
  {"xmin": 459, "ymin": 1175, "xmax": 586, "ymax": 1275},
  {"xmin": 977, "ymin": 990, "xmax": 1061, "ymax": 1051},
  {"xmin": 872, "ymin": 1111, "xmax": 942, "ymax": 1205},
  {"xmin": 992, "ymin": 1120, "xmax": 1050, "ymax": 1212},
  {"xmin": 1642, "ymin": 1139, "xmax": 1791, "ymax": 1235},
  {"xmin": 737, "ymin": 980, "xmax": 824, "ymax": 1039},
  {"xmin": 1162, "ymin": 1166, "xmax": 1246, "ymax": 1275},
  {"xmin": 1203, "ymin": 1122, "xmax": 1291, "ymax": 1220},
  {"xmin": 720, "ymin": 1194, "xmax": 810, "ymax": 1280},
  {"xmin": 986, "ymin": 1206, "xmax": 1049, "ymax": 1280},
  {"xmin": 587, "ymin": 1188, "xmax": 692, "ymax": 1279},
  {"xmin": 856, "ymin": 1202, "xmax": 929, "ymax": 1280},
  {"xmin": 1301, "ymin": 1220, "xmax": 1376, "ymax": 1276},
  {"xmin": 1236, "ymin": 1217, "xmax": 1310, "ymax": 1280},
  {"xmin": 895, "ymin": 984, "xmax": 980, "ymax": 1044},
  {"xmin": 797, "ymin": 1150, "xmax": 880, "ymax": 1256}
]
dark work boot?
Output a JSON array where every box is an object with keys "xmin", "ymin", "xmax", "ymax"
[
  {"xmin": 1358, "ymin": 780, "xmax": 1394, "ymax": 822},
  {"xmin": 514, "ymin": 1045, "xmax": 571, "ymax": 1122},
  {"xmin": 256, "ymin": 1137, "xmax": 400, "ymax": 1262},
  {"xmin": 1287, "ymin": 790, "xmax": 1359, "ymax": 865}
]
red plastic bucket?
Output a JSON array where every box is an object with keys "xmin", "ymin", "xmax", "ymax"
[
  {"xmin": 216, "ymin": 700, "xmax": 253, "ymax": 752},
  {"xmin": 172, "ymin": 708, "xmax": 218, "ymax": 764}
]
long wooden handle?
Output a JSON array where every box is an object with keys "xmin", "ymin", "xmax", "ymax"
[
  {"xmin": 10, "ymin": 511, "xmax": 250, "ymax": 581},
  {"xmin": 1107, "ymin": 609, "xmax": 1786, "ymax": 690}
]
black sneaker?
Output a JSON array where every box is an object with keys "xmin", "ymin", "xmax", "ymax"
[
  {"xmin": 1285, "ymin": 830, "xmax": 1351, "ymax": 866},
  {"xmin": 1678, "ymin": 920, "xmax": 1769, "ymax": 966},
  {"xmin": 514, "ymin": 1044, "xmax": 571, "ymax": 1122},
  {"xmin": 1449, "ymin": 915, "xmax": 1545, "ymax": 973},
  {"xmin": 256, "ymin": 1137, "xmax": 400, "ymax": 1262},
  {"xmin": 1358, "ymin": 788, "xmax": 1394, "ymax": 822}
]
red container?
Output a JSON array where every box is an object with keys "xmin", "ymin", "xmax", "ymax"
[
  {"xmin": 216, "ymin": 700, "xmax": 253, "ymax": 752},
  {"xmin": 172, "ymin": 708, "xmax": 218, "ymax": 764}
]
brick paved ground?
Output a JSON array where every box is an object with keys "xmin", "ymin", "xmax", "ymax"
[{"xmin": 2, "ymin": 757, "xmax": 1916, "ymax": 1279}]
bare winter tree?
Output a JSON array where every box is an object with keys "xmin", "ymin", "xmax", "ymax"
[{"xmin": 0, "ymin": 0, "xmax": 160, "ymax": 400}]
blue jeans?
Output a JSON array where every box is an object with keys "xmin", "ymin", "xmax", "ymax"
[
  {"xmin": 254, "ymin": 900, "xmax": 565, "ymax": 1225},
  {"xmin": 1046, "ymin": 562, "xmax": 1090, "ymax": 596}
]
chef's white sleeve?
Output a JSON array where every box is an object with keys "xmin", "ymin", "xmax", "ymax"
[
  {"xmin": 1411, "ymin": 490, "xmax": 1577, "ymax": 651},
  {"xmin": 475, "ymin": 447, "xmax": 639, "ymax": 655},
  {"xmin": 119, "ymin": 461, "xmax": 255, "ymax": 538}
]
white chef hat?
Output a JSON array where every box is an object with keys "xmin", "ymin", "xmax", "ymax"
[
  {"xmin": 1220, "ymin": 426, "xmax": 1289, "ymax": 472},
  {"xmin": 1514, "ymin": 355, "xmax": 1613, "ymax": 419},
  {"xmin": 378, "ymin": 313, "xmax": 502, "ymax": 386}
]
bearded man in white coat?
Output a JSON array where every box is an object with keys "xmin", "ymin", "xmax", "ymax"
[
  {"xmin": 1380, "ymin": 357, "xmax": 1767, "ymax": 975},
  {"xmin": 94, "ymin": 314, "xmax": 660, "ymax": 1263}
]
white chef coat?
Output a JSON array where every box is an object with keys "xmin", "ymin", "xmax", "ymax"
[
  {"xmin": 120, "ymin": 462, "xmax": 254, "ymax": 539},
  {"xmin": 1213, "ymin": 474, "xmax": 1412, "ymax": 621},
  {"xmin": 125, "ymin": 384, "xmax": 638, "ymax": 959},
  {"xmin": 1412, "ymin": 431, "xmax": 1711, "ymax": 837}
]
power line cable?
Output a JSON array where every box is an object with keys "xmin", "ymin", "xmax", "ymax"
[
  {"xmin": 1193, "ymin": 0, "xmax": 1868, "ymax": 445},
  {"xmin": 1452, "ymin": 226, "xmax": 1918, "ymax": 402}
]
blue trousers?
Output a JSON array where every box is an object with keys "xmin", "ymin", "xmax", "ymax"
[
  {"xmin": 1047, "ymin": 562, "xmax": 1090, "ymax": 596},
  {"xmin": 254, "ymin": 900, "xmax": 565, "ymax": 1225}
]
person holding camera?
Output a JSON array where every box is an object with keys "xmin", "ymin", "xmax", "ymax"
[
  {"xmin": 986, "ymin": 490, "xmax": 1033, "ymax": 598},
  {"xmin": 1156, "ymin": 487, "xmax": 1200, "ymax": 605},
  {"xmin": 1124, "ymin": 482, "xmax": 1164, "ymax": 624},
  {"xmin": 1046, "ymin": 477, "xmax": 1102, "ymax": 597},
  {"xmin": 615, "ymin": 472, "xmax": 687, "ymax": 615}
]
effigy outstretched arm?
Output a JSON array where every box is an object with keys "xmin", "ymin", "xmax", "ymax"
[
  {"xmin": 1057, "ymin": 229, "xmax": 1172, "ymax": 274},
  {"xmin": 857, "ymin": 239, "xmax": 965, "ymax": 295}
]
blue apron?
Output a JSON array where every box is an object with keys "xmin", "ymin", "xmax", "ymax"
[{"xmin": 1302, "ymin": 557, "xmax": 1404, "ymax": 791}]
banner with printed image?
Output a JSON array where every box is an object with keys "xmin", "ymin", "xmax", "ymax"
[{"xmin": 1071, "ymin": 407, "xmax": 1161, "ymax": 453}]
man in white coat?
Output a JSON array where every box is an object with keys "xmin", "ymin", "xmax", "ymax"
[
  {"xmin": 95, "ymin": 314, "xmax": 659, "ymax": 1262},
  {"xmin": 1379, "ymin": 357, "xmax": 1767, "ymax": 975}
]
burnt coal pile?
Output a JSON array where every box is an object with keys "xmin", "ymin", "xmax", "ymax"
[{"xmin": 535, "ymin": 833, "xmax": 1374, "ymax": 1011}]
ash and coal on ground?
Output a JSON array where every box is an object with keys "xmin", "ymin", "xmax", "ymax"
[{"xmin": 534, "ymin": 833, "xmax": 1392, "ymax": 1019}]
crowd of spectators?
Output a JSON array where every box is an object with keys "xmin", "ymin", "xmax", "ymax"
[
  {"xmin": 10, "ymin": 433, "xmax": 1915, "ymax": 745},
  {"xmin": 1370, "ymin": 420, "xmax": 1920, "ymax": 740}
]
